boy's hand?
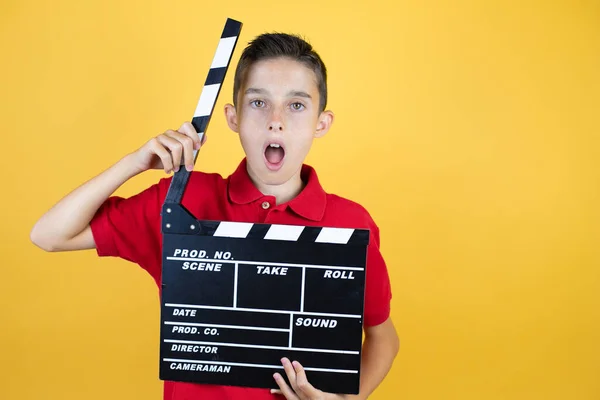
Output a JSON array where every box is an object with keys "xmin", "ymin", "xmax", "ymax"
[
  {"xmin": 130, "ymin": 121, "xmax": 206, "ymax": 175},
  {"xmin": 271, "ymin": 358, "xmax": 352, "ymax": 400}
]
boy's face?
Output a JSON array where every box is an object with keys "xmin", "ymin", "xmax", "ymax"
[{"xmin": 225, "ymin": 57, "xmax": 333, "ymax": 189}]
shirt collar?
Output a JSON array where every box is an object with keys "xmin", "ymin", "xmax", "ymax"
[{"xmin": 228, "ymin": 158, "xmax": 327, "ymax": 222}]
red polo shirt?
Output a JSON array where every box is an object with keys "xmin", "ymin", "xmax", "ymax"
[{"xmin": 90, "ymin": 158, "xmax": 392, "ymax": 400}]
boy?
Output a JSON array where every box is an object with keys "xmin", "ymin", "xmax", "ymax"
[{"xmin": 30, "ymin": 33, "xmax": 399, "ymax": 399}]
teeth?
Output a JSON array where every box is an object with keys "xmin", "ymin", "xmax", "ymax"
[{"xmin": 269, "ymin": 144, "xmax": 281, "ymax": 148}]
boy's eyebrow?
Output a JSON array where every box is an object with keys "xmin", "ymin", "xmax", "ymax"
[
  {"xmin": 288, "ymin": 90, "xmax": 312, "ymax": 99},
  {"xmin": 244, "ymin": 88, "xmax": 312, "ymax": 99},
  {"xmin": 244, "ymin": 88, "xmax": 267, "ymax": 95}
]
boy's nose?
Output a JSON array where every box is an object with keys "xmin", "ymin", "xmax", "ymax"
[
  {"xmin": 268, "ymin": 122, "xmax": 283, "ymax": 131},
  {"xmin": 268, "ymin": 109, "xmax": 285, "ymax": 131}
]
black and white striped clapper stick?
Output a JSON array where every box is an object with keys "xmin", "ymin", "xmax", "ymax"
[
  {"xmin": 164, "ymin": 18, "xmax": 242, "ymax": 204},
  {"xmin": 190, "ymin": 18, "xmax": 242, "ymax": 159}
]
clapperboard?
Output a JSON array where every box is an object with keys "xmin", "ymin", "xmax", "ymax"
[{"xmin": 158, "ymin": 18, "xmax": 369, "ymax": 395}]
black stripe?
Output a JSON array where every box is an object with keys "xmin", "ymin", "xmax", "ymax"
[
  {"xmin": 296, "ymin": 226, "xmax": 322, "ymax": 243},
  {"xmin": 164, "ymin": 168, "xmax": 191, "ymax": 204},
  {"xmin": 191, "ymin": 116, "xmax": 209, "ymax": 135},
  {"xmin": 205, "ymin": 67, "xmax": 227, "ymax": 85},
  {"xmin": 197, "ymin": 220, "xmax": 223, "ymax": 236},
  {"xmin": 246, "ymin": 223, "xmax": 270, "ymax": 239},
  {"xmin": 346, "ymin": 229, "xmax": 370, "ymax": 246},
  {"xmin": 222, "ymin": 18, "xmax": 242, "ymax": 38}
]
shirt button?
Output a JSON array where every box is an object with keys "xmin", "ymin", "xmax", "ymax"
[{"xmin": 261, "ymin": 201, "xmax": 270, "ymax": 209}]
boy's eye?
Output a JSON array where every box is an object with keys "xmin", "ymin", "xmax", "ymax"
[
  {"xmin": 251, "ymin": 100, "xmax": 265, "ymax": 108},
  {"xmin": 291, "ymin": 102, "xmax": 305, "ymax": 111}
]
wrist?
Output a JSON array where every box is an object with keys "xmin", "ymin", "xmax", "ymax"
[{"xmin": 117, "ymin": 152, "xmax": 146, "ymax": 178}]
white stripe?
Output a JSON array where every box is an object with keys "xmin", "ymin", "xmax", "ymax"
[
  {"xmin": 300, "ymin": 267, "xmax": 306, "ymax": 312},
  {"xmin": 264, "ymin": 224, "xmax": 304, "ymax": 241},
  {"xmin": 233, "ymin": 262, "xmax": 238, "ymax": 307},
  {"xmin": 164, "ymin": 321, "xmax": 289, "ymax": 332},
  {"xmin": 193, "ymin": 84, "xmax": 220, "ymax": 117},
  {"xmin": 164, "ymin": 339, "xmax": 360, "ymax": 355},
  {"xmin": 288, "ymin": 314, "xmax": 293, "ymax": 347},
  {"xmin": 163, "ymin": 358, "xmax": 358, "ymax": 374},
  {"xmin": 213, "ymin": 221, "xmax": 253, "ymax": 238},
  {"xmin": 315, "ymin": 227, "xmax": 355, "ymax": 244},
  {"xmin": 210, "ymin": 36, "xmax": 237, "ymax": 69},
  {"xmin": 166, "ymin": 257, "xmax": 364, "ymax": 271},
  {"xmin": 164, "ymin": 303, "xmax": 362, "ymax": 319},
  {"xmin": 191, "ymin": 132, "xmax": 205, "ymax": 162},
  {"xmin": 302, "ymin": 366, "xmax": 358, "ymax": 373}
]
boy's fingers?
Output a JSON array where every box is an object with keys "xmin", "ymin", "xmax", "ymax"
[
  {"xmin": 272, "ymin": 373, "xmax": 299, "ymax": 399},
  {"xmin": 292, "ymin": 361, "xmax": 317, "ymax": 396},
  {"xmin": 180, "ymin": 135, "xmax": 195, "ymax": 170},
  {"xmin": 164, "ymin": 129, "xmax": 195, "ymax": 171},
  {"xmin": 179, "ymin": 121, "xmax": 202, "ymax": 150},
  {"xmin": 157, "ymin": 134, "xmax": 183, "ymax": 172},
  {"xmin": 281, "ymin": 357, "xmax": 299, "ymax": 392},
  {"xmin": 148, "ymin": 137, "xmax": 174, "ymax": 173}
]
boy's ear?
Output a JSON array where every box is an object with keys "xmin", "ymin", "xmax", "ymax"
[
  {"xmin": 314, "ymin": 110, "xmax": 334, "ymax": 138},
  {"xmin": 224, "ymin": 103, "xmax": 239, "ymax": 133}
]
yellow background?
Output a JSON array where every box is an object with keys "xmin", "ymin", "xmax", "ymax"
[{"xmin": 1, "ymin": 0, "xmax": 599, "ymax": 399}]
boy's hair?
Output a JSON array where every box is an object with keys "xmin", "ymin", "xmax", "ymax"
[{"xmin": 233, "ymin": 33, "xmax": 328, "ymax": 113}]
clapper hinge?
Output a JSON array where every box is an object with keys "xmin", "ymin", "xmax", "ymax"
[{"xmin": 161, "ymin": 202, "xmax": 203, "ymax": 235}]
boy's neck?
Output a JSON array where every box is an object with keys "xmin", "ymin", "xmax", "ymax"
[{"xmin": 247, "ymin": 166, "xmax": 305, "ymax": 205}]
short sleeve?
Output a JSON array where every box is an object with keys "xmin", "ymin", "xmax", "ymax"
[
  {"xmin": 89, "ymin": 178, "xmax": 170, "ymax": 282},
  {"xmin": 363, "ymin": 221, "xmax": 393, "ymax": 327}
]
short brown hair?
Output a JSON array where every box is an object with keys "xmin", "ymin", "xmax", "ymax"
[{"xmin": 233, "ymin": 33, "xmax": 328, "ymax": 112}]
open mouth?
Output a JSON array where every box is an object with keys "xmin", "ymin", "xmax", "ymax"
[{"xmin": 264, "ymin": 142, "xmax": 285, "ymax": 170}]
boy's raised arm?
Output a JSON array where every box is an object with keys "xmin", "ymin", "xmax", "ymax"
[{"xmin": 30, "ymin": 122, "xmax": 204, "ymax": 252}]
